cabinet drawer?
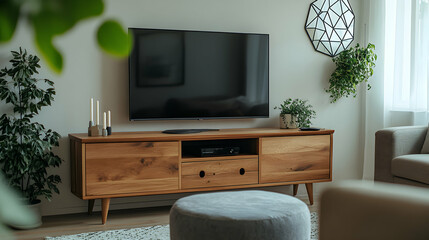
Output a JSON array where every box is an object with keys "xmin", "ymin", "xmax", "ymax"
[
  {"xmin": 181, "ymin": 158, "xmax": 258, "ymax": 189},
  {"xmin": 86, "ymin": 142, "xmax": 179, "ymax": 196},
  {"xmin": 260, "ymin": 135, "xmax": 331, "ymax": 183}
]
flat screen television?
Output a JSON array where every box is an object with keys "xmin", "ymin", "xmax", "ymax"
[{"xmin": 129, "ymin": 28, "xmax": 269, "ymax": 120}]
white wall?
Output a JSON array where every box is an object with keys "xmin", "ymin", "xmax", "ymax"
[{"xmin": 0, "ymin": 0, "xmax": 365, "ymax": 216}]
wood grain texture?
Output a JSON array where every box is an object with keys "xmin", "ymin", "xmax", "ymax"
[
  {"xmin": 293, "ymin": 184, "xmax": 298, "ymax": 196},
  {"xmin": 101, "ymin": 198, "xmax": 110, "ymax": 225},
  {"xmin": 69, "ymin": 128, "xmax": 335, "ymax": 143},
  {"xmin": 70, "ymin": 140, "xmax": 84, "ymax": 197},
  {"xmin": 68, "ymin": 128, "xmax": 334, "ymax": 224},
  {"xmin": 260, "ymin": 135, "xmax": 331, "ymax": 183},
  {"xmin": 178, "ymin": 140, "xmax": 182, "ymax": 190},
  {"xmin": 181, "ymin": 158, "xmax": 258, "ymax": 189},
  {"xmin": 305, "ymin": 183, "xmax": 314, "ymax": 205},
  {"xmin": 258, "ymin": 138, "xmax": 262, "ymax": 183},
  {"xmin": 88, "ymin": 199, "xmax": 95, "ymax": 215},
  {"xmin": 329, "ymin": 134, "xmax": 333, "ymax": 180},
  {"xmin": 86, "ymin": 142, "xmax": 179, "ymax": 196},
  {"xmin": 81, "ymin": 143, "xmax": 86, "ymax": 197}
]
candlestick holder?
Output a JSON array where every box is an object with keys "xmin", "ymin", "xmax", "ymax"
[
  {"xmin": 88, "ymin": 121, "xmax": 101, "ymax": 136},
  {"xmin": 102, "ymin": 128, "xmax": 108, "ymax": 136},
  {"xmin": 107, "ymin": 126, "xmax": 112, "ymax": 135},
  {"xmin": 88, "ymin": 121, "xmax": 92, "ymax": 135}
]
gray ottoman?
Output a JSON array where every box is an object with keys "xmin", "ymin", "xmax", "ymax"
[{"xmin": 170, "ymin": 190, "xmax": 310, "ymax": 240}]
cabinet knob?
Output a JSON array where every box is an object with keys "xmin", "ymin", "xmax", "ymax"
[
  {"xmin": 199, "ymin": 170, "xmax": 205, "ymax": 178},
  {"xmin": 239, "ymin": 168, "xmax": 245, "ymax": 175}
]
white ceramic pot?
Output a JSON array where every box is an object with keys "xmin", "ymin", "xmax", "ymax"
[
  {"xmin": 13, "ymin": 199, "xmax": 42, "ymax": 229},
  {"xmin": 280, "ymin": 114, "xmax": 298, "ymax": 129},
  {"xmin": 28, "ymin": 200, "xmax": 42, "ymax": 228}
]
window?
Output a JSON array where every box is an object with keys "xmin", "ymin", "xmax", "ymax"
[{"xmin": 385, "ymin": 0, "xmax": 429, "ymax": 111}]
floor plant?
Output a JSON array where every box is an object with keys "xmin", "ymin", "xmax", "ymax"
[{"xmin": 0, "ymin": 48, "xmax": 62, "ymax": 205}]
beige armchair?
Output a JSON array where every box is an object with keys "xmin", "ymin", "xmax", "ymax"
[
  {"xmin": 375, "ymin": 125, "xmax": 429, "ymax": 187},
  {"xmin": 319, "ymin": 181, "xmax": 429, "ymax": 240}
]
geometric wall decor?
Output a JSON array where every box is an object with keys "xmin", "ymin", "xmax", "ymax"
[{"xmin": 305, "ymin": 0, "xmax": 355, "ymax": 57}]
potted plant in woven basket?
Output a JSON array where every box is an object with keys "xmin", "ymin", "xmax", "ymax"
[
  {"xmin": 0, "ymin": 48, "xmax": 62, "ymax": 228},
  {"xmin": 275, "ymin": 98, "xmax": 316, "ymax": 129}
]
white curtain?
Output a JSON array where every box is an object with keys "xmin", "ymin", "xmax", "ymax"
[
  {"xmin": 362, "ymin": 0, "xmax": 386, "ymax": 180},
  {"xmin": 362, "ymin": 0, "xmax": 429, "ymax": 179},
  {"xmin": 386, "ymin": 0, "xmax": 429, "ymax": 124}
]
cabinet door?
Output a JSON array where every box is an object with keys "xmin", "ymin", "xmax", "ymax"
[
  {"xmin": 260, "ymin": 135, "xmax": 331, "ymax": 183},
  {"xmin": 86, "ymin": 142, "xmax": 179, "ymax": 196}
]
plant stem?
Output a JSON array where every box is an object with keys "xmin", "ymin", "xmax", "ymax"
[
  {"xmin": 18, "ymin": 74, "xmax": 27, "ymax": 199},
  {"xmin": 18, "ymin": 81, "xmax": 23, "ymax": 143},
  {"xmin": 26, "ymin": 174, "xmax": 31, "ymax": 200},
  {"xmin": 21, "ymin": 177, "xmax": 24, "ymax": 195}
]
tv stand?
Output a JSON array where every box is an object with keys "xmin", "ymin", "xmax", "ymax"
[
  {"xmin": 69, "ymin": 128, "xmax": 334, "ymax": 224},
  {"xmin": 162, "ymin": 129, "xmax": 220, "ymax": 134}
]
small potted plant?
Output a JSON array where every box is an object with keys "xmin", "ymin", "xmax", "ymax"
[
  {"xmin": 0, "ymin": 48, "xmax": 62, "ymax": 227},
  {"xmin": 274, "ymin": 98, "xmax": 316, "ymax": 129}
]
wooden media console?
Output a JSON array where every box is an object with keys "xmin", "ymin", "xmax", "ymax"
[{"xmin": 69, "ymin": 128, "xmax": 334, "ymax": 224}]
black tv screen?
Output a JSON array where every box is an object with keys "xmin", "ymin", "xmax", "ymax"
[{"xmin": 129, "ymin": 28, "xmax": 269, "ymax": 120}]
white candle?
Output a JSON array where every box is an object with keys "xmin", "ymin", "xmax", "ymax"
[
  {"xmin": 96, "ymin": 100, "xmax": 100, "ymax": 125},
  {"xmin": 90, "ymin": 98, "xmax": 94, "ymax": 125},
  {"xmin": 108, "ymin": 111, "xmax": 111, "ymax": 127},
  {"xmin": 103, "ymin": 112, "xmax": 106, "ymax": 129}
]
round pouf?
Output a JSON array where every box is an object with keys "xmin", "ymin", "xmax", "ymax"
[{"xmin": 170, "ymin": 190, "xmax": 311, "ymax": 240}]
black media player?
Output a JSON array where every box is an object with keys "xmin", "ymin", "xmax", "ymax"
[{"xmin": 200, "ymin": 147, "xmax": 240, "ymax": 157}]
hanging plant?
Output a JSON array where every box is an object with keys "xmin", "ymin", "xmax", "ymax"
[{"xmin": 326, "ymin": 43, "xmax": 377, "ymax": 103}]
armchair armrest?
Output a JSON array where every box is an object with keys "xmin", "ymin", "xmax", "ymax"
[
  {"xmin": 375, "ymin": 126, "xmax": 427, "ymax": 182},
  {"xmin": 320, "ymin": 180, "xmax": 429, "ymax": 240}
]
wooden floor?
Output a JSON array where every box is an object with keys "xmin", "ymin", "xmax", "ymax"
[{"xmin": 13, "ymin": 195, "xmax": 318, "ymax": 240}]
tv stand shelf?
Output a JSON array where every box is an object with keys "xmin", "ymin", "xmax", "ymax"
[
  {"xmin": 69, "ymin": 128, "xmax": 334, "ymax": 224},
  {"xmin": 182, "ymin": 154, "xmax": 259, "ymax": 162}
]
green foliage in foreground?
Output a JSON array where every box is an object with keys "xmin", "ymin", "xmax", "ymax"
[{"xmin": 0, "ymin": 0, "xmax": 130, "ymax": 74}]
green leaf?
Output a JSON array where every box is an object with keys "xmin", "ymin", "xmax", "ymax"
[
  {"xmin": 274, "ymin": 98, "xmax": 316, "ymax": 127},
  {"xmin": 326, "ymin": 43, "xmax": 377, "ymax": 103},
  {"xmin": 0, "ymin": 0, "xmax": 124, "ymax": 74},
  {"xmin": 97, "ymin": 19, "xmax": 131, "ymax": 57},
  {"xmin": 30, "ymin": 0, "xmax": 104, "ymax": 73},
  {"xmin": 0, "ymin": 1, "xmax": 20, "ymax": 43}
]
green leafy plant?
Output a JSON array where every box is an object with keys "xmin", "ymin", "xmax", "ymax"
[
  {"xmin": 0, "ymin": 48, "xmax": 62, "ymax": 203},
  {"xmin": 326, "ymin": 43, "xmax": 377, "ymax": 103},
  {"xmin": 0, "ymin": 0, "xmax": 130, "ymax": 74},
  {"xmin": 274, "ymin": 98, "xmax": 316, "ymax": 127}
]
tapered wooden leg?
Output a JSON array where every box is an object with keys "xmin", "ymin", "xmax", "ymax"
[
  {"xmin": 305, "ymin": 183, "xmax": 314, "ymax": 205},
  {"xmin": 101, "ymin": 198, "xmax": 110, "ymax": 225},
  {"xmin": 88, "ymin": 199, "xmax": 95, "ymax": 215},
  {"xmin": 293, "ymin": 184, "xmax": 299, "ymax": 196}
]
